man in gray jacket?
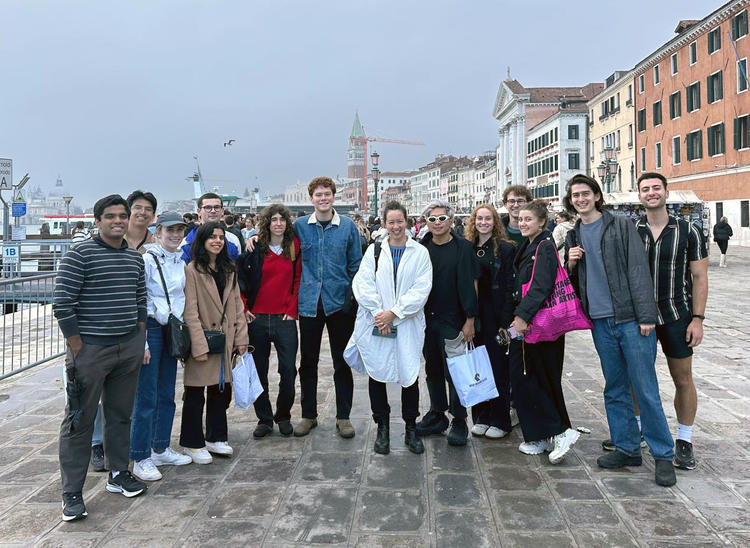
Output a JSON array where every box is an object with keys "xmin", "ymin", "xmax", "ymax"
[{"xmin": 564, "ymin": 174, "xmax": 675, "ymax": 487}]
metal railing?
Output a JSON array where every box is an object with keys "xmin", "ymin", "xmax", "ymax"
[
  {"xmin": 1, "ymin": 272, "xmax": 64, "ymax": 380},
  {"xmin": 1, "ymin": 239, "xmax": 73, "ymax": 278}
]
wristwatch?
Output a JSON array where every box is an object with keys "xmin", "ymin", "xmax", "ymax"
[{"xmin": 692, "ymin": 314, "xmax": 705, "ymax": 320}]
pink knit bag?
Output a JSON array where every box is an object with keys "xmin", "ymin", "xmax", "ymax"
[{"xmin": 521, "ymin": 241, "xmax": 593, "ymax": 343}]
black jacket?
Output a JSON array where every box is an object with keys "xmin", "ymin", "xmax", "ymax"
[
  {"xmin": 513, "ymin": 232, "xmax": 558, "ymax": 324},
  {"xmin": 564, "ymin": 210, "xmax": 657, "ymax": 325},
  {"xmin": 475, "ymin": 237, "xmax": 516, "ymax": 330},
  {"xmin": 713, "ymin": 221, "xmax": 733, "ymax": 241}
]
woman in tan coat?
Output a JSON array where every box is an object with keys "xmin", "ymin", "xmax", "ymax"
[{"xmin": 180, "ymin": 222, "xmax": 248, "ymax": 464}]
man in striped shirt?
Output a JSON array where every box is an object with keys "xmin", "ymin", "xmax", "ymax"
[
  {"xmin": 54, "ymin": 194, "xmax": 149, "ymax": 522},
  {"xmin": 636, "ymin": 173, "xmax": 709, "ymax": 471}
]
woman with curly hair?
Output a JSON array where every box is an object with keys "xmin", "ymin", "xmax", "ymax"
[
  {"xmin": 464, "ymin": 204, "xmax": 516, "ymax": 439},
  {"xmin": 238, "ymin": 204, "xmax": 301, "ymax": 438}
]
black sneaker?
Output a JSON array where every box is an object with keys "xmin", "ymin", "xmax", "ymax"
[
  {"xmin": 90, "ymin": 444, "xmax": 105, "ymax": 472},
  {"xmin": 446, "ymin": 418, "xmax": 469, "ymax": 446},
  {"xmin": 655, "ymin": 458, "xmax": 677, "ymax": 486},
  {"xmin": 597, "ymin": 450, "xmax": 642, "ymax": 469},
  {"xmin": 278, "ymin": 420, "xmax": 293, "ymax": 437},
  {"xmin": 106, "ymin": 471, "xmax": 147, "ymax": 498},
  {"xmin": 253, "ymin": 423, "xmax": 273, "ymax": 438},
  {"xmin": 674, "ymin": 439, "xmax": 696, "ymax": 470},
  {"xmin": 62, "ymin": 492, "xmax": 87, "ymax": 522},
  {"xmin": 415, "ymin": 410, "xmax": 449, "ymax": 437}
]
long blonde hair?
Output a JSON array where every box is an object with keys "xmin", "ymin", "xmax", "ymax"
[{"xmin": 465, "ymin": 203, "xmax": 513, "ymax": 254}]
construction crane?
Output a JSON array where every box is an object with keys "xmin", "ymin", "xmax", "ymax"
[{"xmin": 350, "ymin": 133, "xmax": 425, "ymax": 214}]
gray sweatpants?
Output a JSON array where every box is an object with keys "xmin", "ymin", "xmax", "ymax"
[{"xmin": 59, "ymin": 330, "xmax": 145, "ymax": 493}]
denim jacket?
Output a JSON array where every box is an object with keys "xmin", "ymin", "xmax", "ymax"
[{"xmin": 294, "ymin": 210, "xmax": 362, "ymax": 317}]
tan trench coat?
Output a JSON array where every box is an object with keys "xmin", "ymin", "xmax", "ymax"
[{"xmin": 183, "ymin": 262, "xmax": 248, "ymax": 387}]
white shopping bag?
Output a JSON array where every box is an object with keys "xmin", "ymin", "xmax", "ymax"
[
  {"xmin": 446, "ymin": 343, "xmax": 498, "ymax": 407},
  {"xmin": 233, "ymin": 352, "xmax": 264, "ymax": 409}
]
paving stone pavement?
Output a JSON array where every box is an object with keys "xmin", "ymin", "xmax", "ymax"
[{"xmin": 0, "ymin": 243, "xmax": 748, "ymax": 547}]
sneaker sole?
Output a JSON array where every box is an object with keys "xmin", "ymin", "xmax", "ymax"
[
  {"xmin": 133, "ymin": 471, "xmax": 162, "ymax": 482},
  {"xmin": 106, "ymin": 484, "xmax": 146, "ymax": 498},
  {"xmin": 674, "ymin": 459, "xmax": 697, "ymax": 471},
  {"xmin": 61, "ymin": 503, "xmax": 87, "ymax": 522},
  {"xmin": 151, "ymin": 458, "xmax": 191, "ymax": 466}
]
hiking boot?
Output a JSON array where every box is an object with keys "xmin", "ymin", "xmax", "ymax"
[
  {"xmin": 446, "ymin": 418, "xmax": 468, "ymax": 446},
  {"xmin": 336, "ymin": 419, "xmax": 356, "ymax": 439},
  {"xmin": 655, "ymin": 458, "xmax": 677, "ymax": 486},
  {"xmin": 415, "ymin": 410, "xmax": 449, "ymax": 437},
  {"xmin": 106, "ymin": 471, "xmax": 147, "ymax": 498},
  {"xmin": 404, "ymin": 421, "xmax": 424, "ymax": 454},
  {"xmin": 293, "ymin": 418, "xmax": 318, "ymax": 437},
  {"xmin": 62, "ymin": 492, "xmax": 87, "ymax": 522},
  {"xmin": 519, "ymin": 439, "xmax": 553, "ymax": 455},
  {"xmin": 253, "ymin": 423, "xmax": 273, "ymax": 438},
  {"xmin": 597, "ymin": 450, "xmax": 642, "ymax": 469},
  {"xmin": 674, "ymin": 439, "xmax": 696, "ymax": 470},
  {"xmin": 549, "ymin": 428, "xmax": 580, "ymax": 464},
  {"xmin": 90, "ymin": 444, "xmax": 105, "ymax": 472},
  {"xmin": 374, "ymin": 419, "xmax": 390, "ymax": 455},
  {"xmin": 132, "ymin": 458, "xmax": 162, "ymax": 482},
  {"xmin": 278, "ymin": 420, "xmax": 293, "ymax": 437}
]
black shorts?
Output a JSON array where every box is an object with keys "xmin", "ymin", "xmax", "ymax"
[{"xmin": 655, "ymin": 314, "xmax": 693, "ymax": 359}]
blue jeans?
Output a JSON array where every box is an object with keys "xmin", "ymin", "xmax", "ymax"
[
  {"xmin": 129, "ymin": 319, "xmax": 178, "ymax": 461},
  {"xmin": 591, "ymin": 318, "xmax": 674, "ymax": 460}
]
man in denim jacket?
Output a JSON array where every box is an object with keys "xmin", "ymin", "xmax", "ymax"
[{"xmin": 293, "ymin": 177, "xmax": 362, "ymax": 438}]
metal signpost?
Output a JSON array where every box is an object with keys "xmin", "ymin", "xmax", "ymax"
[{"xmin": 0, "ymin": 161, "xmax": 30, "ymax": 277}]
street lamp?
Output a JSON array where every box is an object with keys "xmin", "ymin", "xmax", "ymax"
[
  {"xmin": 371, "ymin": 151, "xmax": 380, "ymax": 215},
  {"xmin": 597, "ymin": 146, "xmax": 620, "ymax": 192},
  {"xmin": 62, "ymin": 196, "xmax": 73, "ymax": 235}
]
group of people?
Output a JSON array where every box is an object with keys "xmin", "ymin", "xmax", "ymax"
[{"xmin": 53, "ymin": 172, "xmax": 709, "ymax": 522}]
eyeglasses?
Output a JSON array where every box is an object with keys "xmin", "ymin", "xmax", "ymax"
[
  {"xmin": 426, "ymin": 215, "xmax": 450, "ymax": 223},
  {"xmin": 201, "ymin": 205, "xmax": 223, "ymax": 211},
  {"xmin": 505, "ymin": 199, "xmax": 527, "ymax": 205}
]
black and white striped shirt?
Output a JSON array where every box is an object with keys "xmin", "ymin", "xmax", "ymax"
[{"xmin": 53, "ymin": 237, "xmax": 147, "ymax": 343}]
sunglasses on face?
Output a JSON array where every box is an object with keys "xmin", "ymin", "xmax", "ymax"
[{"xmin": 427, "ymin": 215, "xmax": 450, "ymax": 223}]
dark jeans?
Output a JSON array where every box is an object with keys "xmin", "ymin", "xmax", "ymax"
[
  {"xmin": 249, "ymin": 314, "xmax": 298, "ymax": 425},
  {"xmin": 59, "ymin": 330, "xmax": 145, "ymax": 493},
  {"xmin": 423, "ymin": 319, "xmax": 467, "ymax": 420},
  {"xmin": 298, "ymin": 308, "xmax": 354, "ymax": 420},
  {"xmin": 368, "ymin": 378, "xmax": 419, "ymax": 422},
  {"xmin": 179, "ymin": 384, "xmax": 232, "ymax": 448},
  {"xmin": 471, "ymin": 328, "xmax": 512, "ymax": 431}
]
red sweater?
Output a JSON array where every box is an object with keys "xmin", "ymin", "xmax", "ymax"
[{"xmin": 251, "ymin": 238, "xmax": 301, "ymax": 318}]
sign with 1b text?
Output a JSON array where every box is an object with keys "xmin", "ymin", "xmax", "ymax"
[
  {"xmin": 0, "ymin": 158, "xmax": 11, "ymax": 190},
  {"xmin": 2, "ymin": 245, "xmax": 20, "ymax": 264}
]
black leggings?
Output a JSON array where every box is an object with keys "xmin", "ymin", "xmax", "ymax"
[{"xmin": 716, "ymin": 239, "xmax": 728, "ymax": 254}]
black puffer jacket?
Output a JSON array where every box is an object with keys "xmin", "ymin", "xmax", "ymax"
[{"xmin": 713, "ymin": 221, "xmax": 733, "ymax": 241}]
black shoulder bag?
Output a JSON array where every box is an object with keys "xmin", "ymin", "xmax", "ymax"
[
  {"xmin": 203, "ymin": 274, "xmax": 235, "ymax": 354},
  {"xmin": 148, "ymin": 251, "xmax": 192, "ymax": 361}
]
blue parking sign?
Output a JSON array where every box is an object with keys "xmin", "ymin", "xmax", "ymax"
[{"xmin": 11, "ymin": 202, "xmax": 26, "ymax": 217}]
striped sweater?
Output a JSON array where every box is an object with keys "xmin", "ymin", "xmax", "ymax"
[{"xmin": 53, "ymin": 237, "xmax": 147, "ymax": 343}]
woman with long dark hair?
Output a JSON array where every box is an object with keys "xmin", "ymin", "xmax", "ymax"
[
  {"xmin": 464, "ymin": 203, "xmax": 516, "ymax": 439},
  {"xmin": 238, "ymin": 204, "xmax": 301, "ymax": 438},
  {"xmin": 180, "ymin": 222, "xmax": 247, "ymax": 464}
]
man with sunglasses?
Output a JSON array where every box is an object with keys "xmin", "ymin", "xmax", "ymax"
[
  {"xmin": 180, "ymin": 193, "xmax": 241, "ymax": 262},
  {"xmin": 416, "ymin": 200, "xmax": 479, "ymax": 446},
  {"xmin": 501, "ymin": 185, "xmax": 533, "ymax": 246}
]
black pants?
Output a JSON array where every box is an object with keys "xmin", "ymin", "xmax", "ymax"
[
  {"xmin": 716, "ymin": 239, "xmax": 729, "ymax": 254},
  {"xmin": 471, "ymin": 328, "xmax": 512, "ymax": 431},
  {"xmin": 423, "ymin": 319, "xmax": 467, "ymax": 420},
  {"xmin": 59, "ymin": 331, "xmax": 145, "ymax": 493},
  {"xmin": 368, "ymin": 378, "xmax": 419, "ymax": 422},
  {"xmin": 249, "ymin": 314, "xmax": 298, "ymax": 425},
  {"xmin": 179, "ymin": 384, "xmax": 232, "ymax": 448},
  {"xmin": 298, "ymin": 307, "xmax": 355, "ymax": 420},
  {"xmin": 509, "ymin": 337, "xmax": 570, "ymax": 442}
]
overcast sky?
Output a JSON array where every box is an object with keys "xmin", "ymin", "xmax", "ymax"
[{"xmin": 2, "ymin": 0, "xmax": 714, "ymax": 208}]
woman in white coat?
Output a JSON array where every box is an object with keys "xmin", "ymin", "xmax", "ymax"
[{"xmin": 346, "ymin": 201, "xmax": 433, "ymax": 455}]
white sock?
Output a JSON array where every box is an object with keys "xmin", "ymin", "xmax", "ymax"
[
  {"xmin": 635, "ymin": 415, "xmax": 642, "ymax": 432},
  {"xmin": 677, "ymin": 423, "xmax": 693, "ymax": 443},
  {"xmin": 110, "ymin": 470, "xmax": 120, "ymax": 478}
]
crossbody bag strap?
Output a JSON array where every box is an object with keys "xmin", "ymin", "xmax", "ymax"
[{"xmin": 147, "ymin": 251, "xmax": 172, "ymax": 313}]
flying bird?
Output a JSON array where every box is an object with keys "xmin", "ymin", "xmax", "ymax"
[{"xmin": 223, "ymin": 139, "xmax": 235, "ymax": 147}]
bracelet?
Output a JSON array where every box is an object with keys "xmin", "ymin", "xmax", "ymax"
[{"xmin": 692, "ymin": 314, "xmax": 705, "ymax": 320}]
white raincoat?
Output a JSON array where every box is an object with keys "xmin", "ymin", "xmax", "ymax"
[{"xmin": 344, "ymin": 237, "xmax": 433, "ymax": 387}]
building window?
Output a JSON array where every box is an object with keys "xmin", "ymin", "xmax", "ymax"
[
  {"xmin": 733, "ymin": 10, "xmax": 748, "ymax": 40},
  {"xmin": 638, "ymin": 108, "xmax": 646, "ymax": 132},
  {"xmin": 628, "ymin": 124, "xmax": 634, "ymax": 147},
  {"xmin": 738, "ymin": 58, "xmax": 748, "ymax": 92},
  {"xmin": 689, "ymin": 41, "xmax": 697, "ymax": 65},
  {"xmin": 655, "ymin": 142, "xmax": 662, "ymax": 168},
  {"xmin": 568, "ymin": 125, "xmax": 579, "ymax": 139},
  {"xmin": 628, "ymin": 84, "xmax": 633, "ymax": 102},
  {"xmin": 653, "ymin": 101, "xmax": 662, "ymax": 126},
  {"xmin": 716, "ymin": 202, "xmax": 723, "ymax": 220},
  {"xmin": 686, "ymin": 82, "xmax": 701, "ymax": 112},
  {"xmin": 734, "ymin": 114, "xmax": 750, "ymax": 149},
  {"xmin": 669, "ymin": 91, "xmax": 682, "ymax": 119},
  {"xmin": 616, "ymin": 130, "xmax": 621, "ymax": 149},
  {"xmin": 708, "ymin": 28, "xmax": 722, "ymax": 54},
  {"xmin": 673, "ymin": 136, "xmax": 681, "ymax": 165},
  {"xmin": 707, "ymin": 71, "xmax": 723, "ymax": 103},
  {"xmin": 653, "ymin": 65, "xmax": 660, "ymax": 85},
  {"xmin": 639, "ymin": 74, "xmax": 645, "ymax": 93},
  {"xmin": 708, "ymin": 123, "xmax": 725, "ymax": 156},
  {"xmin": 742, "ymin": 200, "xmax": 749, "ymax": 227},
  {"xmin": 554, "ymin": 127, "xmax": 558, "ymax": 142},
  {"xmin": 686, "ymin": 130, "xmax": 703, "ymax": 161},
  {"xmin": 671, "ymin": 53, "xmax": 678, "ymax": 74},
  {"xmin": 640, "ymin": 147, "xmax": 646, "ymax": 170}
]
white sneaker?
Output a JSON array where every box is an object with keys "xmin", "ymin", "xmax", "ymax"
[
  {"xmin": 151, "ymin": 447, "xmax": 192, "ymax": 466},
  {"xmin": 485, "ymin": 427, "xmax": 509, "ymax": 439},
  {"xmin": 182, "ymin": 447, "xmax": 212, "ymax": 465},
  {"xmin": 519, "ymin": 439, "xmax": 554, "ymax": 455},
  {"xmin": 205, "ymin": 441, "xmax": 233, "ymax": 456},
  {"xmin": 471, "ymin": 423, "xmax": 489, "ymax": 436},
  {"xmin": 132, "ymin": 458, "xmax": 162, "ymax": 481},
  {"xmin": 510, "ymin": 408, "xmax": 520, "ymax": 427},
  {"xmin": 549, "ymin": 428, "xmax": 580, "ymax": 464}
]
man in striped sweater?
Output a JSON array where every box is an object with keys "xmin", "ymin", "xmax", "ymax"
[{"xmin": 54, "ymin": 194, "xmax": 149, "ymax": 522}]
